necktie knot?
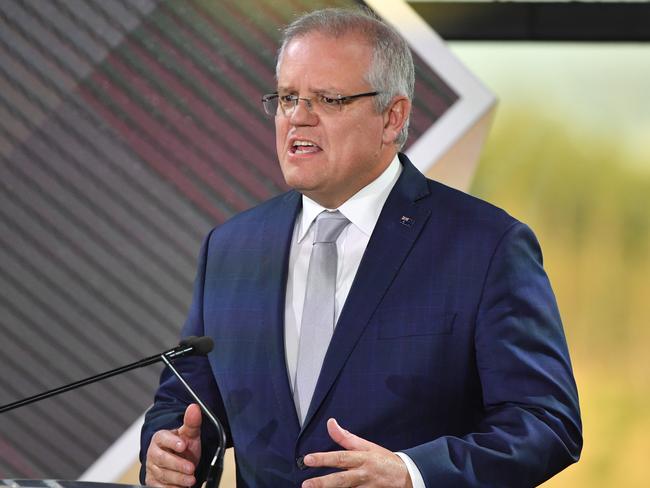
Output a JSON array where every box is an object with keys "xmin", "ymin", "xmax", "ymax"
[{"xmin": 314, "ymin": 211, "xmax": 350, "ymax": 244}]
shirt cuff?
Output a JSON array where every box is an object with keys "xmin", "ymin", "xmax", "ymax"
[{"xmin": 395, "ymin": 451, "xmax": 426, "ymax": 488}]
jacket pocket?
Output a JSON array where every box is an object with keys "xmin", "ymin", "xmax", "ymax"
[{"xmin": 376, "ymin": 309, "xmax": 456, "ymax": 339}]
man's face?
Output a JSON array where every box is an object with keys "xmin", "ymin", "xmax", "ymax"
[{"xmin": 275, "ymin": 32, "xmax": 394, "ymax": 208}]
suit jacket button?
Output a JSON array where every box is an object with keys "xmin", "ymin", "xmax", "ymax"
[{"xmin": 296, "ymin": 456, "xmax": 307, "ymax": 470}]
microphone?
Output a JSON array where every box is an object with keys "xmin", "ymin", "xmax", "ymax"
[
  {"xmin": 0, "ymin": 335, "xmax": 214, "ymax": 413},
  {"xmin": 174, "ymin": 335, "xmax": 215, "ymax": 358},
  {"xmin": 0, "ymin": 335, "xmax": 227, "ymax": 486}
]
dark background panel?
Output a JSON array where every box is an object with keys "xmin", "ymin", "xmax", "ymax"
[{"xmin": 408, "ymin": 1, "xmax": 650, "ymax": 41}]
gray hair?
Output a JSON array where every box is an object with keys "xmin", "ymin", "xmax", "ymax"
[{"xmin": 277, "ymin": 8, "xmax": 415, "ymax": 149}]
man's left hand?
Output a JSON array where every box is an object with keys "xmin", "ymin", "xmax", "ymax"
[{"xmin": 302, "ymin": 418, "xmax": 413, "ymax": 488}]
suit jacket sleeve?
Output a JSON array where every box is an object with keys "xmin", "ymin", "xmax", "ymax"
[
  {"xmin": 139, "ymin": 230, "xmax": 232, "ymax": 484},
  {"xmin": 403, "ymin": 222, "xmax": 582, "ymax": 487}
]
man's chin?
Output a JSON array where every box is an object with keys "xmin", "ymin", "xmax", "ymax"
[
  {"xmin": 286, "ymin": 181, "xmax": 318, "ymax": 195},
  {"xmin": 280, "ymin": 168, "xmax": 319, "ymax": 193},
  {"xmin": 283, "ymin": 178, "xmax": 324, "ymax": 202}
]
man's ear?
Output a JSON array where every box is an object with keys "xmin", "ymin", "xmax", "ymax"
[{"xmin": 381, "ymin": 96, "xmax": 411, "ymax": 146}]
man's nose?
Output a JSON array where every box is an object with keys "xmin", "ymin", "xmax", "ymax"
[{"xmin": 289, "ymin": 98, "xmax": 317, "ymax": 125}]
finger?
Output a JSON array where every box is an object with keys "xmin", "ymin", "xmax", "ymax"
[
  {"xmin": 303, "ymin": 469, "xmax": 359, "ymax": 488},
  {"xmin": 304, "ymin": 450, "xmax": 365, "ymax": 469},
  {"xmin": 152, "ymin": 429, "xmax": 187, "ymax": 454},
  {"xmin": 146, "ymin": 471, "xmax": 194, "ymax": 488},
  {"xmin": 178, "ymin": 403, "xmax": 202, "ymax": 440},
  {"xmin": 148, "ymin": 462, "xmax": 196, "ymax": 487},
  {"xmin": 326, "ymin": 418, "xmax": 375, "ymax": 452},
  {"xmin": 149, "ymin": 442, "xmax": 196, "ymax": 475}
]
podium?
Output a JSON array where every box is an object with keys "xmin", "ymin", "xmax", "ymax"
[{"xmin": 0, "ymin": 482, "xmax": 140, "ymax": 488}]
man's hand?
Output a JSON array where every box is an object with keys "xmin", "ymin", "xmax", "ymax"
[
  {"xmin": 302, "ymin": 418, "xmax": 413, "ymax": 488},
  {"xmin": 145, "ymin": 403, "xmax": 202, "ymax": 488}
]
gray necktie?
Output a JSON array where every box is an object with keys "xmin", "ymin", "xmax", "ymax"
[{"xmin": 294, "ymin": 211, "xmax": 350, "ymax": 425}]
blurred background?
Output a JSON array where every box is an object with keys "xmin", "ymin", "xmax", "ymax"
[{"xmin": 454, "ymin": 42, "xmax": 650, "ymax": 487}]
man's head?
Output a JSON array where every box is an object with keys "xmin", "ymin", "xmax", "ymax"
[{"xmin": 272, "ymin": 8, "xmax": 414, "ymax": 208}]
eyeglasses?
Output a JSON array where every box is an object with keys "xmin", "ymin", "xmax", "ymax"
[{"xmin": 261, "ymin": 91, "xmax": 380, "ymax": 116}]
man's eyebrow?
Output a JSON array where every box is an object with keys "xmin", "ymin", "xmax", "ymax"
[
  {"xmin": 276, "ymin": 85, "xmax": 343, "ymax": 94},
  {"xmin": 313, "ymin": 87, "xmax": 343, "ymax": 94}
]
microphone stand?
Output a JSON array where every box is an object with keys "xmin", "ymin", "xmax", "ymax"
[
  {"xmin": 0, "ymin": 343, "xmax": 194, "ymax": 413},
  {"xmin": 161, "ymin": 355, "xmax": 227, "ymax": 488},
  {"xmin": 0, "ymin": 337, "xmax": 227, "ymax": 488}
]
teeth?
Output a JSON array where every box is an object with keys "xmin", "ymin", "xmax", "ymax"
[{"xmin": 293, "ymin": 140, "xmax": 315, "ymax": 147}]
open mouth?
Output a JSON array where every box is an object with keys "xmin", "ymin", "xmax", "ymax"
[{"xmin": 290, "ymin": 140, "xmax": 321, "ymax": 154}]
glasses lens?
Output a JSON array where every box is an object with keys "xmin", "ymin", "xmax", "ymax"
[
  {"xmin": 317, "ymin": 95, "xmax": 342, "ymax": 113},
  {"xmin": 262, "ymin": 96, "xmax": 279, "ymax": 116}
]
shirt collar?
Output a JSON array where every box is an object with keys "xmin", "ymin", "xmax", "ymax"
[{"xmin": 296, "ymin": 154, "xmax": 402, "ymax": 242}]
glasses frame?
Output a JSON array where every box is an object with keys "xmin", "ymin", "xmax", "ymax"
[{"xmin": 261, "ymin": 91, "xmax": 380, "ymax": 116}]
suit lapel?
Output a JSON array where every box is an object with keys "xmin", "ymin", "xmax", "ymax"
[
  {"xmin": 260, "ymin": 191, "xmax": 303, "ymax": 433},
  {"xmin": 300, "ymin": 155, "xmax": 432, "ymax": 431}
]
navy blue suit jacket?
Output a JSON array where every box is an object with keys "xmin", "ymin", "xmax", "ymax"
[{"xmin": 141, "ymin": 154, "xmax": 582, "ymax": 487}]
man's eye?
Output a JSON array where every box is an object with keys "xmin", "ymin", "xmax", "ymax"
[
  {"xmin": 319, "ymin": 95, "xmax": 340, "ymax": 106},
  {"xmin": 279, "ymin": 95, "xmax": 295, "ymax": 103}
]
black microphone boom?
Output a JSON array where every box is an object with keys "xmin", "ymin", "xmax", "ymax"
[
  {"xmin": 0, "ymin": 334, "xmax": 227, "ymax": 487},
  {"xmin": 0, "ymin": 335, "xmax": 214, "ymax": 413}
]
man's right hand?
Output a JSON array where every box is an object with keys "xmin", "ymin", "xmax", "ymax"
[{"xmin": 145, "ymin": 403, "xmax": 202, "ymax": 487}]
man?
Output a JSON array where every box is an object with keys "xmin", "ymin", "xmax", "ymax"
[{"xmin": 141, "ymin": 8, "xmax": 582, "ymax": 487}]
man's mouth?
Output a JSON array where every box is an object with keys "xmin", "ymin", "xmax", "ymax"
[{"xmin": 290, "ymin": 140, "xmax": 321, "ymax": 154}]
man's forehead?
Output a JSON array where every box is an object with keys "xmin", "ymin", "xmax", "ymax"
[
  {"xmin": 281, "ymin": 31, "xmax": 373, "ymax": 61},
  {"xmin": 277, "ymin": 32, "xmax": 372, "ymax": 92}
]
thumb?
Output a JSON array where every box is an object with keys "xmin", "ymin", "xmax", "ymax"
[
  {"xmin": 326, "ymin": 418, "xmax": 374, "ymax": 452},
  {"xmin": 178, "ymin": 403, "xmax": 202, "ymax": 440}
]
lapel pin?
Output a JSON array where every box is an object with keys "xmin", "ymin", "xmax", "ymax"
[{"xmin": 400, "ymin": 216, "xmax": 414, "ymax": 227}]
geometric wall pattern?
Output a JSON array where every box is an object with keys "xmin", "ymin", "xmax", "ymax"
[{"xmin": 0, "ymin": 0, "xmax": 457, "ymax": 478}]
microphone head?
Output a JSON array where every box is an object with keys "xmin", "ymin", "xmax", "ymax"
[{"xmin": 179, "ymin": 336, "xmax": 214, "ymax": 356}]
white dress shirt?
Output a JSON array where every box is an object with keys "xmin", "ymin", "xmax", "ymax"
[{"xmin": 283, "ymin": 154, "xmax": 426, "ymax": 488}]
